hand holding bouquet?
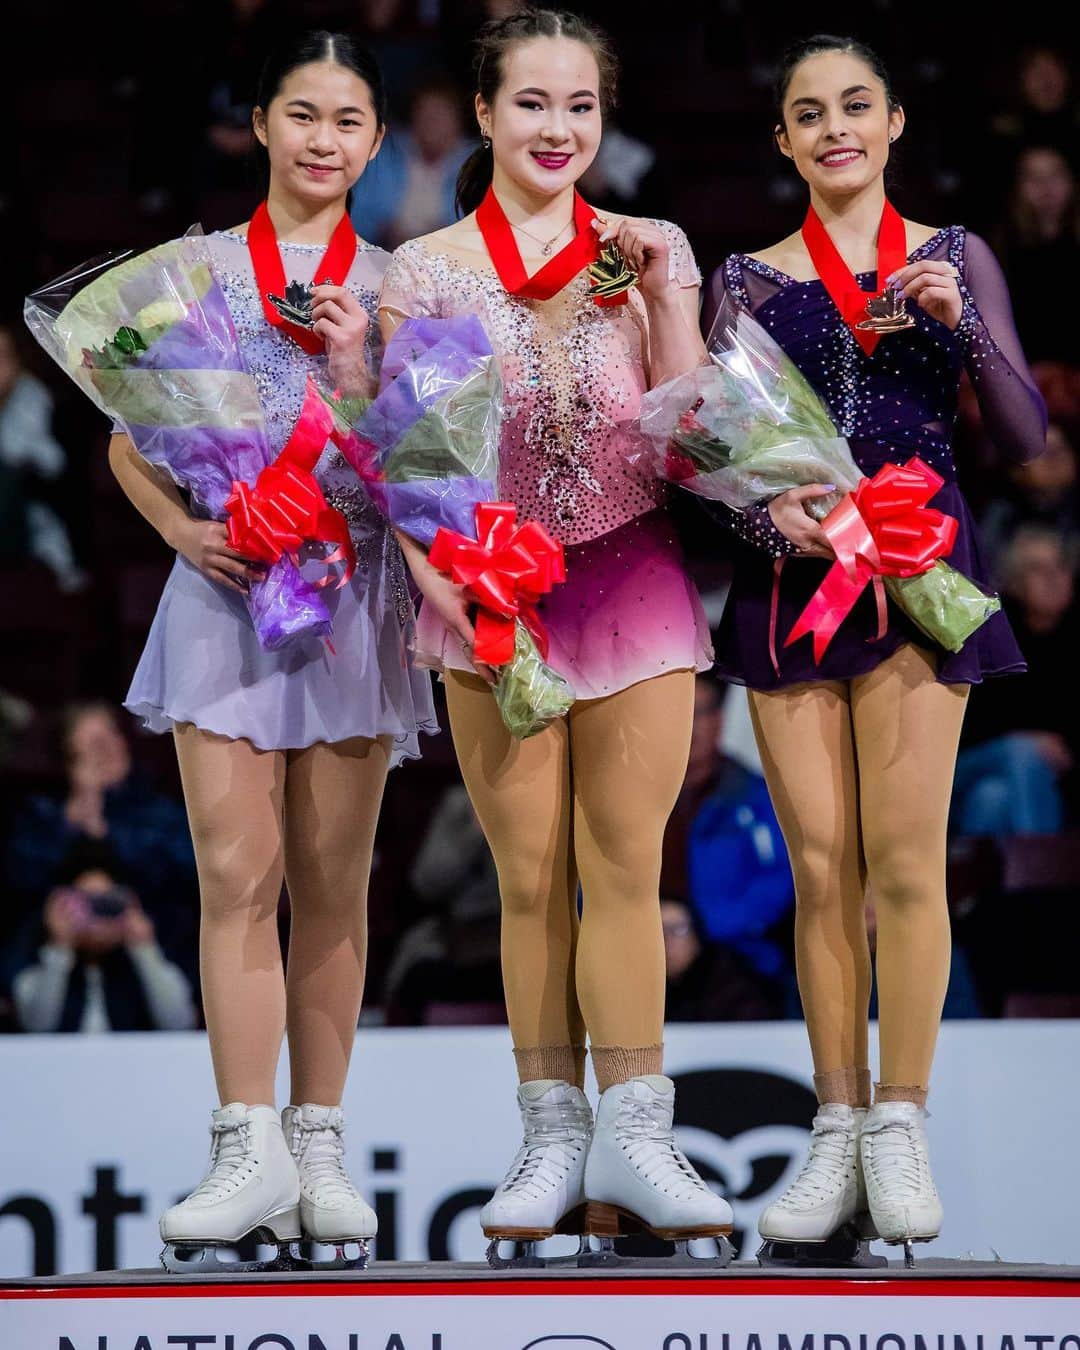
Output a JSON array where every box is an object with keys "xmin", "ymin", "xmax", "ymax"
[
  {"xmin": 25, "ymin": 231, "xmax": 359, "ymax": 650},
  {"xmin": 343, "ymin": 315, "xmax": 573, "ymax": 737},
  {"xmin": 637, "ymin": 296, "xmax": 1000, "ymax": 659}
]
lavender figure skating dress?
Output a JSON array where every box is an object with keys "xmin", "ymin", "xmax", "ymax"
[
  {"xmin": 125, "ymin": 231, "xmax": 437, "ymax": 762},
  {"xmin": 707, "ymin": 227, "xmax": 1047, "ymax": 689},
  {"xmin": 379, "ymin": 222, "xmax": 713, "ymax": 700}
]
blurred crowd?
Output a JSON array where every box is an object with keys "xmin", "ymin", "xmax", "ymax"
[{"xmin": 2, "ymin": 2, "xmax": 1077, "ymax": 1034}]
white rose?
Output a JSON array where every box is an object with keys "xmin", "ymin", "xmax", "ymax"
[{"xmin": 135, "ymin": 299, "xmax": 187, "ymax": 330}]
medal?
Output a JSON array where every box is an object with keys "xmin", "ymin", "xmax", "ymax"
[
  {"xmin": 587, "ymin": 240, "xmax": 639, "ymax": 302},
  {"xmin": 802, "ymin": 199, "xmax": 912, "ymax": 355},
  {"xmin": 476, "ymin": 188, "xmax": 630, "ymax": 306},
  {"xmin": 247, "ymin": 202, "xmax": 357, "ymax": 354}
]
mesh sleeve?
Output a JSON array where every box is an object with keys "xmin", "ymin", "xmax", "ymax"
[
  {"xmin": 956, "ymin": 230, "xmax": 1047, "ymax": 465},
  {"xmin": 378, "ymin": 240, "xmax": 441, "ymax": 320}
]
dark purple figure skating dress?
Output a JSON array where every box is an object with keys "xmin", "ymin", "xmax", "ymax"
[{"xmin": 706, "ymin": 227, "xmax": 1047, "ymax": 690}]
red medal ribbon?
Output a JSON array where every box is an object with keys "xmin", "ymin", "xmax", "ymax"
[
  {"xmin": 247, "ymin": 201, "xmax": 357, "ymax": 354},
  {"xmin": 802, "ymin": 199, "xmax": 909, "ymax": 356},
  {"xmin": 476, "ymin": 187, "xmax": 626, "ymax": 307},
  {"xmin": 428, "ymin": 502, "xmax": 567, "ymax": 665},
  {"xmin": 225, "ymin": 375, "xmax": 356, "ymax": 588},
  {"xmin": 783, "ymin": 456, "xmax": 958, "ymax": 663}
]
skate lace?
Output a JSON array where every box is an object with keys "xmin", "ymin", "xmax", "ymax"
[
  {"xmin": 862, "ymin": 1118, "xmax": 928, "ymax": 1199},
  {"xmin": 616, "ymin": 1096, "xmax": 709, "ymax": 1202},
  {"xmin": 775, "ymin": 1115, "xmax": 852, "ymax": 1209},
  {"xmin": 498, "ymin": 1100, "xmax": 591, "ymax": 1202},
  {"xmin": 188, "ymin": 1118, "xmax": 254, "ymax": 1201},
  {"xmin": 296, "ymin": 1123, "xmax": 359, "ymax": 1203}
]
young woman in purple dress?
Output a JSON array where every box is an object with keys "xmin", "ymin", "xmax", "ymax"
[
  {"xmin": 705, "ymin": 35, "xmax": 1046, "ymax": 1260},
  {"xmin": 108, "ymin": 33, "xmax": 436, "ymax": 1269}
]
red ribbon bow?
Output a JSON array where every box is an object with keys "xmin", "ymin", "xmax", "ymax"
[
  {"xmin": 428, "ymin": 502, "xmax": 567, "ymax": 665},
  {"xmin": 225, "ymin": 375, "xmax": 356, "ymax": 587},
  {"xmin": 784, "ymin": 456, "xmax": 958, "ymax": 662}
]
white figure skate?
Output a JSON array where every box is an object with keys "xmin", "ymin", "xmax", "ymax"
[
  {"xmin": 757, "ymin": 1104, "xmax": 884, "ymax": 1268},
  {"xmin": 159, "ymin": 1103, "xmax": 299, "ymax": 1273},
  {"xmin": 481, "ymin": 1080, "xmax": 593, "ymax": 1269},
  {"xmin": 282, "ymin": 1104, "xmax": 376, "ymax": 1270},
  {"xmin": 582, "ymin": 1075, "xmax": 734, "ymax": 1267},
  {"xmin": 860, "ymin": 1100, "xmax": 943, "ymax": 1266}
]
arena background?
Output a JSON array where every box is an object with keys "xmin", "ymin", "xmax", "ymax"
[{"xmin": 1, "ymin": 0, "xmax": 1077, "ymax": 1280}]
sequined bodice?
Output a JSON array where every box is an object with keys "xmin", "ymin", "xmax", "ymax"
[
  {"xmin": 724, "ymin": 227, "xmax": 965, "ymax": 481},
  {"xmin": 381, "ymin": 222, "xmax": 700, "ymax": 545},
  {"xmin": 208, "ymin": 230, "xmax": 388, "ymax": 538}
]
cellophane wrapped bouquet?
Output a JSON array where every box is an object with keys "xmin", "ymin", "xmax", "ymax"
[
  {"xmin": 340, "ymin": 315, "xmax": 573, "ymax": 737},
  {"xmin": 24, "ymin": 230, "xmax": 358, "ymax": 650},
  {"xmin": 636, "ymin": 295, "xmax": 999, "ymax": 657}
]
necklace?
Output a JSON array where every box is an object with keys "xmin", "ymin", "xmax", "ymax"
[{"xmin": 509, "ymin": 217, "xmax": 574, "ymax": 256}]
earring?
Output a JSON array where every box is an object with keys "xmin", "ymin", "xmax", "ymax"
[{"xmin": 481, "ymin": 132, "xmax": 492, "ymax": 150}]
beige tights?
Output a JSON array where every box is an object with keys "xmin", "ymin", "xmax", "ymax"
[
  {"xmin": 749, "ymin": 644, "xmax": 968, "ymax": 1107},
  {"xmin": 445, "ymin": 669, "xmax": 695, "ymax": 1092},
  {"xmin": 174, "ymin": 724, "xmax": 391, "ymax": 1108}
]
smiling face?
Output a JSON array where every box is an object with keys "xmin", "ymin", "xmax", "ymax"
[
  {"xmin": 479, "ymin": 36, "xmax": 603, "ymax": 201},
  {"xmin": 254, "ymin": 60, "xmax": 384, "ymax": 205},
  {"xmin": 777, "ymin": 49, "xmax": 903, "ymax": 200}
]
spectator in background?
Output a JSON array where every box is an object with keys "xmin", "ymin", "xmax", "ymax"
[
  {"xmin": 662, "ymin": 897, "xmax": 781, "ymax": 1022},
  {"xmin": 382, "ymin": 783, "xmax": 503, "ymax": 1025},
  {"xmin": 952, "ymin": 525, "xmax": 1079, "ymax": 835},
  {"xmin": 351, "ymin": 74, "xmax": 471, "ymax": 248},
  {"xmin": 0, "ymin": 322, "xmax": 86, "ymax": 590},
  {"xmin": 993, "ymin": 146, "xmax": 1079, "ymax": 363},
  {"xmin": 989, "ymin": 48, "xmax": 1079, "ymax": 173},
  {"xmin": 981, "ymin": 421, "xmax": 1078, "ymax": 574},
  {"xmin": 3, "ymin": 846, "xmax": 197, "ymax": 1033},
  {"xmin": 663, "ymin": 676, "xmax": 794, "ymax": 983},
  {"xmin": 5, "ymin": 701, "xmax": 197, "ymax": 918}
]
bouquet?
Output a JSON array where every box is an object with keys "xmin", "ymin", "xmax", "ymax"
[
  {"xmin": 637, "ymin": 296, "xmax": 1000, "ymax": 661},
  {"xmin": 341, "ymin": 315, "xmax": 573, "ymax": 738},
  {"xmin": 24, "ymin": 231, "xmax": 358, "ymax": 651}
]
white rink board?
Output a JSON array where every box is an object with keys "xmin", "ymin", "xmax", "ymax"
[
  {"xmin": 3, "ymin": 1282, "xmax": 1080, "ymax": 1350},
  {"xmin": 1, "ymin": 1020, "xmax": 1078, "ymax": 1275}
]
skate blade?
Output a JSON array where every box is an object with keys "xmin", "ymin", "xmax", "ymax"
[
  {"xmin": 757, "ymin": 1223, "xmax": 887, "ymax": 1270},
  {"xmin": 486, "ymin": 1231, "xmax": 591, "ymax": 1271},
  {"xmin": 579, "ymin": 1206, "xmax": 733, "ymax": 1268},
  {"xmin": 160, "ymin": 1238, "xmax": 298, "ymax": 1274},
  {"xmin": 286, "ymin": 1238, "xmax": 371, "ymax": 1271}
]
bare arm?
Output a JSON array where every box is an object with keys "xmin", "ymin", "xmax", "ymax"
[{"xmin": 108, "ymin": 433, "xmax": 261, "ymax": 593}]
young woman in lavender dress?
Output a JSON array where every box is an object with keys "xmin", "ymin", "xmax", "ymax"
[
  {"xmin": 379, "ymin": 10, "xmax": 732, "ymax": 1251},
  {"xmin": 705, "ymin": 36, "xmax": 1046, "ymax": 1261},
  {"xmin": 109, "ymin": 33, "xmax": 435, "ymax": 1268}
]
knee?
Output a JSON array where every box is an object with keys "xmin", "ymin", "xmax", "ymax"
[
  {"xmin": 863, "ymin": 835, "xmax": 943, "ymax": 912},
  {"xmin": 789, "ymin": 838, "xmax": 854, "ymax": 917},
  {"xmin": 195, "ymin": 838, "xmax": 282, "ymax": 923},
  {"xmin": 495, "ymin": 844, "xmax": 568, "ymax": 920}
]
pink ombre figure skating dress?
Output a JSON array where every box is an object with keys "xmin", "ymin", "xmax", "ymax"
[{"xmin": 379, "ymin": 222, "xmax": 712, "ymax": 699}]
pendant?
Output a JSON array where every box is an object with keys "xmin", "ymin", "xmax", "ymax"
[
  {"xmin": 856, "ymin": 283, "xmax": 915, "ymax": 334},
  {"xmin": 266, "ymin": 279, "xmax": 317, "ymax": 330},
  {"xmin": 587, "ymin": 241, "xmax": 638, "ymax": 302},
  {"xmin": 542, "ymin": 241, "xmax": 553, "ymax": 256}
]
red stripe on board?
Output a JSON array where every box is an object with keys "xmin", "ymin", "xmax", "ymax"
[{"xmin": 4, "ymin": 1277, "xmax": 1079, "ymax": 1301}]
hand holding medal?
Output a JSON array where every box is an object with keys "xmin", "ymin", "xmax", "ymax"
[
  {"xmin": 883, "ymin": 259, "xmax": 963, "ymax": 331},
  {"xmin": 591, "ymin": 216, "xmax": 674, "ymax": 302}
]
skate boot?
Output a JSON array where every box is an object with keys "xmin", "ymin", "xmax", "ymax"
[
  {"xmin": 481, "ymin": 1080, "xmax": 592, "ymax": 1269},
  {"xmin": 582, "ymin": 1075, "xmax": 734, "ymax": 1268},
  {"xmin": 860, "ymin": 1101, "xmax": 943, "ymax": 1267},
  {"xmin": 160, "ymin": 1103, "xmax": 300, "ymax": 1273},
  {"xmin": 757, "ymin": 1105, "xmax": 884, "ymax": 1269},
  {"xmin": 282, "ymin": 1104, "xmax": 376, "ymax": 1270}
]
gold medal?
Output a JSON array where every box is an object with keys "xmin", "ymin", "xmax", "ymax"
[{"xmin": 587, "ymin": 242, "xmax": 639, "ymax": 302}]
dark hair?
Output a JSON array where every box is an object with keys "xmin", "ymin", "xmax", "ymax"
[
  {"xmin": 253, "ymin": 31, "xmax": 387, "ymax": 211},
  {"xmin": 774, "ymin": 34, "xmax": 900, "ymax": 128},
  {"xmin": 455, "ymin": 7, "xmax": 619, "ymax": 218}
]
